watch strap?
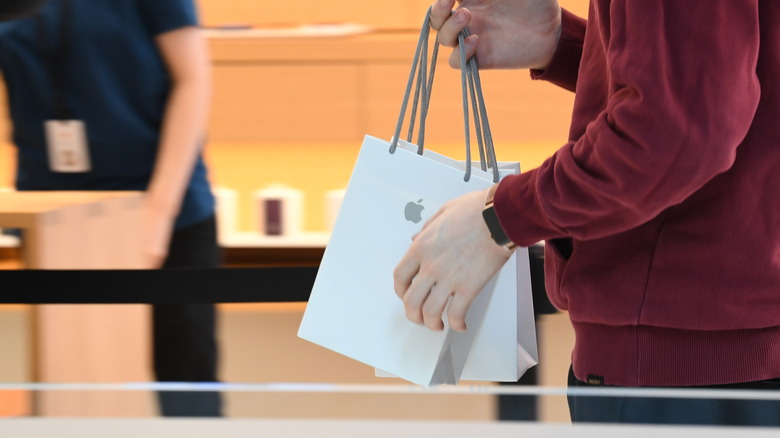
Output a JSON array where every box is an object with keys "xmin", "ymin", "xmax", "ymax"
[{"xmin": 482, "ymin": 184, "xmax": 516, "ymax": 250}]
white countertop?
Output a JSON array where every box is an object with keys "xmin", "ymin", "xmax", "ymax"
[{"xmin": 1, "ymin": 418, "xmax": 776, "ymax": 438}]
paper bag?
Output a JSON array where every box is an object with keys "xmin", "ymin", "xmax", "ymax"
[
  {"xmin": 297, "ymin": 136, "xmax": 537, "ymax": 386},
  {"xmin": 298, "ymin": 6, "xmax": 537, "ymax": 386}
]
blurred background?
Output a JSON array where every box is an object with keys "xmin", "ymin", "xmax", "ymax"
[{"xmin": 0, "ymin": 0, "xmax": 588, "ymax": 422}]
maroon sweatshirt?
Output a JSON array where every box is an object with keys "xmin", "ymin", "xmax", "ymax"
[{"xmin": 494, "ymin": 1, "xmax": 780, "ymax": 386}]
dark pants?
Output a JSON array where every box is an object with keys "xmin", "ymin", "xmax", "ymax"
[
  {"xmin": 497, "ymin": 365, "xmax": 540, "ymax": 421},
  {"xmin": 568, "ymin": 366, "xmax": 780, "ymax": 427},
  {"xmin": 154, "ymin": 216, "xmax": 222, "ymax": 417}
]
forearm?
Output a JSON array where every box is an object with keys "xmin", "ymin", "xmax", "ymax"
[
  {"xmin": 499, "ymin": 1, "xmax": 761, "ymax": 245},
  {"xmin": 146, "ymin": 26, "xmax": 212, "ymax": 219},
  {"xmin": 146, "ymin": 76, "xmax": 210, "ymax": 217}
]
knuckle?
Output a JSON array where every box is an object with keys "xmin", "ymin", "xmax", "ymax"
[
  {"xmin": 405, "ymin": 308, "xmax": 422, "ymax": 325},
  {"xmin": 392, "ymin": 267, "xmax": 402, "ymax": 283},
  {"xmin": 403, "ymin": 299, "xmax": 421, "ymax": 323},
  {"xmin": 425, "ymin": 319, "xmax": 443, "ymax": 331},
  {"xmin": 421, "ymin": 306, "xmax": 438, "ymax": 323}
]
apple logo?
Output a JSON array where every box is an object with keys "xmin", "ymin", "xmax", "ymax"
[{"xmin": 404, "ymin": 199, "xmax": 425, "ymax": 223}]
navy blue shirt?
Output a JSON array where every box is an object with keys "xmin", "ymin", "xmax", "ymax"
[{"xmin": 0, "ymin": 0, "xmax": 214, "ymax": 229}]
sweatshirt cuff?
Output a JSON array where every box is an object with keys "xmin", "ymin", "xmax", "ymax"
[{"xmin": 494, "ymin": 169, "xmax": 566, "ymax": 247}]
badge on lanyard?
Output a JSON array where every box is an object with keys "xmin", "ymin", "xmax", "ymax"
[
  {"xmin": 45, "ymin": 119, "xmax": 90, "ymax": 172},
  {"xmin": 38, "ymin": 0, "xmax": 91, "ymax": 173}
]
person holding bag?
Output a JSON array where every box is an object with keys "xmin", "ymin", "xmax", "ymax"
[
  {"xmin": 0, "ymin": 0, "xmax": 221, "ymax": 416},
  {"xmin": 394, "ymin": 0, "xmax": 780, "ymax": 426}
]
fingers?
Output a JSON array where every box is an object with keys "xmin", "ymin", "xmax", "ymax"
[
  {"xmin": 398, "ymin": 272, "xmax": 472, "ymax": 332},
  {"xmin": 430, "ymin": 0, "xmax": 458, "ymax": 30},
  {"xmin": 394, "ymin": 261, "xmax": 474, "ymax": 332},
  {"xmin": 401, "ymin": 272, "xmax": 436, "ymax": 325},
  {"xmin": 393, "ymin": 240, "xmax": 450, "ymax": 331},
  {"xmin": 393, "ymin": 251, "xmax": 419, "ymax": 299},
  {"xmin": 437, "ymin": 8, "xmax": 471, "ymax": 47},
  {"xmin": 446, "ymin": 289, "xmax": 473, "ymax": 332},
  {"xmin": 447, "ymin": 34, "xmax": 479, "ymax": 69},
  {"xmin": 421, "ymin": 283, "xmax": 451, "ymax": 331},
  {"xmin": 430, "ymin": 1, "xmax": 480, "ymax": 69}
]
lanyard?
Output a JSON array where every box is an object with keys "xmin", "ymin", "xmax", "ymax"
[{"xmin": 35, "ymin": 0, "xmax": 72, "ymax": 120}]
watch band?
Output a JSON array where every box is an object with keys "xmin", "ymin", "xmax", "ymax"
[{"xmin": 482, "ymin": 184, "xmax": 516, "ymax": 250}]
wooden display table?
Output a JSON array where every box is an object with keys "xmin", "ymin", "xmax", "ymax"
[
  {"xmin": 0, "ymin": 191, "xmax": 145, "ymax": 269},
  {"xmin": 0, "ymin": 191, "xmax": 152, "ymax": 417}
]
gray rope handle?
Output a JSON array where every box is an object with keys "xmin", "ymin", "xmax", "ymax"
[
  {"xmin": 390, "ymin": 7, "xmax": 500, "ymax": 183},
  {"xmin": 391, "ymin": 7, "xmax": 435, "ymax": 155}
]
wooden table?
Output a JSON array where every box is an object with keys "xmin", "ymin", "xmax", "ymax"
[
  {"xmin": 0, "ymin": 191, "xmax": 151, "ymax": 417},
  {"xmin": 0, "ymin": 191, "xmax": 144, "ymax": 268}
]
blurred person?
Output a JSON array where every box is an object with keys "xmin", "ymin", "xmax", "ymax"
[
  {"xmin": 0, "ymin": 0, "xmax": 222, "ymax": 416},
  {"xmin": 394, "ymin": 0, "xmax": 780, "ymax": 426}
]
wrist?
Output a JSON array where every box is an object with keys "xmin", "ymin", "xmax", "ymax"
[
  {"xmin": 142, "ymin": 191, "xmax": 179, "ymax": 220},
  {"xmin": 482, "ymin": 183, "xmax": 516, "ymax": 251}
]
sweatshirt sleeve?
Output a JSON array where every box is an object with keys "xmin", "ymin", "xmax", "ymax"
[
  {"xmin": 529, "ymin": 8, "xmax": 586, "ymax": 92},
  {"xmin": 138, "ymin": 0, "xmax": 199, "ymax": 36},
  {"xmin": 495, "ymin": 1, "xmax": 761, "ymax": 246}
]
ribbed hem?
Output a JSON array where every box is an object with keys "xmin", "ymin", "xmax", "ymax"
[{"xmin": 571, "ymin": 322, "xmax": 780, "ymax": 387}]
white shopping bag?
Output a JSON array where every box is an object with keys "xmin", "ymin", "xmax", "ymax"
[
  {"xmin": 298, "ymin": 7, "xmax": 537, "ymax": 386},
  {"xmin": 297, "ymin": 136, "xmax": 537, "ymax": 386}
]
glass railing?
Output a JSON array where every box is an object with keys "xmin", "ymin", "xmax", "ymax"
[{"xmin": 3, "ymin": 381, "xmax": 780, "ymax": 436}]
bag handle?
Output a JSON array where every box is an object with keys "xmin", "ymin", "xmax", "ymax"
[{"xmin": 389, "ymin": 7, "xmax": 500, "ymax": 183}]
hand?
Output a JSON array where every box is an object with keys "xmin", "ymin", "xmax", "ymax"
[
  {"xmin": 393, "ymin": 188, "xmax": 513, "ymax": 332},
  {"xmin": 430, "ymin": 0, "xmax": 562, "ymax": 70},
  {"xmin": 140, "ymin": 197, "xmax": 176, "ymax": 269}
]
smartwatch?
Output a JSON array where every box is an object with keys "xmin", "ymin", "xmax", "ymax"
[{"xmin": 482, "ymin": 183, "xmax": 516, "ymax": 250}]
